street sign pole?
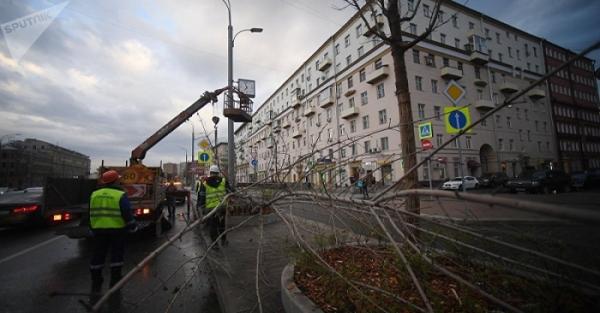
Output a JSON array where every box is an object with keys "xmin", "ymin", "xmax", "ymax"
[
  {"xmin": 427, "ymin": 157, "xmax": 433, "ymax": 199},
  {"xmin": 455, "ymin": 113, "xmax": 465, "ymax": 192}
]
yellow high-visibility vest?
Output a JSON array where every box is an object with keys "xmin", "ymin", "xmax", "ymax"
[
  {"xmin": 90, "ymin": 188, "xmax": 126, "ymax": 229},
  {"xmin": 204, "ymin": 179, "xmax": 226, "ymax": 213}
]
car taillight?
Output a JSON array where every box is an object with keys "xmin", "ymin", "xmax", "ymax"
[
  {"xmin": 12, "ymin": 205, "xmax": 39, "ymax": 214},
  {"xmin": 52, "ymin": 213, "xmax": 72, "ymax": 221},
  {"xmin": 134, "ymin": 208, "xmax": 151, "ymax": 216}
]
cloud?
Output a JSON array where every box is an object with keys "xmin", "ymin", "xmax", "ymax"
[{"xmin": 109, "ymin": 39, "xmax": 155, "ymax": 72}]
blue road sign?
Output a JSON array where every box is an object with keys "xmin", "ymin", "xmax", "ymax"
[
  {"xmin": 448, "ymin": 110, "xmax": 467, "ymax": 130},
  {"xmin": 251, "ymin": 159, "xmax": 258, "ymax": 167},
  {"xmin": 199, "ymin": 152, "xmax": 210, "ymax": 162}
]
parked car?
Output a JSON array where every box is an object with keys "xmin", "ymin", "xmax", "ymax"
[
  {"xmin": 0, "ymin": 187, "xmax": 12, "ymax": 195},
  {"xmin": 478, "ymin": 172, "xmax": 509, "ymax": 188},
  {"xmin": 0, "ymin": 188, "xmax": 45, "ymax": 226},
  {"xmin": 571, "ymin": 168, "xmax": 600, "ymax": 190},
  {"xmin": 506, "ymin": 169, "xmax": 571, "ymax": 194},
  {"xmin": 441, "ymin": 176, "xmax": 479, "ymax": 190}
]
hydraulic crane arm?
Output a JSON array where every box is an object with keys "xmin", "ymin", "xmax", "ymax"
[{"xmin": 130, "ymin": 87, "xmax": 228, "ymax": 164}]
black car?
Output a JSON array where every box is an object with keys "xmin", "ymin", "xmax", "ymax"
[
  {"xmin": 0, "ymin": 188, "xmax": 45, "ymax": 226},
  {"xmin": 478, "ymin": 172, "xmax": 509, "ymax": 188},
  {"xmin": 505, "ymin": 169, "xmax": 571, "ymax": 194},
  {"xmin": 571, "ymin": 168, "xmax": 600, "ymax": 190}
]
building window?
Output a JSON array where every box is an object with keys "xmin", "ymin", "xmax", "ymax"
[
  {"xmin": 440, "ymin": 33, "xmax": 446, "ymax": 45},
  {"xmin": 381, "ymin": 137, "xmax": 389, "ymax": 151},
  {"xmin": 516, "ymin": 108, "xmax": 521, "ymax": 119},
  {"xmin": 364, "ymin": 140, "xmax": 371, "ymax": 153},
  {"xmin": 498, "ymin": 138, "xmax": 504, "ymax": 151},
  {"xmin": 527, "ymin": 130, "xmax": 531, "ymax": 142},
  {"xmin": 346, "ymin": 55, "xmax": 352, "ymax": 66},
  {"xmin": 415, "ymin": 76, "xmax": 423, "ymax": 91},
  {"xmin": 436, "ymin": 134, "xmax": 443, "ymax": 146},
  {"xmin": 508, "ymin": 47, "xmax": 512, "ymax": 58},
  {"xmin": 496, "ymin": 115, "xmax": 501, "ymax": 127},
  {"xmin": 506, "ymin": 116, "xmax": 511, "ymax": 128},
  {"xmin": 535, "ymin": 120, "xmax": 539, "ymax": 131},
  {"xmin": 443, "ymin": 57, "xmax": 449, "ymax": 67},
  {"xmin": 524, "ymin": 109, "xmax": 529, "ymax": 120},
  {"xmin": 423, "ymin": 4, "xmax": 430, "ymax": 17},
  {"xmin": 418, "ymin": 103, "xmax": 425, "ymax": 119},
  {"xmin": 454, "ymin": 38, "xmax": 460, "ymax": 49},
  {"xmin": 349, "ymin": 97, "xmax": 355, "ymax": 108},
  {"xmin": 378, "ymin": 109, "xmax": 387, "ymax": 124},
  {"xmin": 356, "ymin": 24, "xmax": 363, "ymax": 38},
  {"xmin": 408, "ymin": 0, "xmax": 415, "ymax": 11},
  {"xmin": 496, "ymin": 32, "xmax": 501, "ymax": 44},
  {"xmin": 362, "ymin": 115, "xmax": 370, "ymax": 129},
  {"xmin": 351, "ymin": 144, "xmax": 357, "ymax": 156},
  {"xmin": 519, "ymin": 129, "xmax": 523, "ymax": 141},
  {"xmin": 465, "ymin": 136, "xmax": 472, "ymax": 149},
  {"xmin": 359, "ymin": 68, "xmax": 366, "ymax": 82},
  {"xmin": 468, "ymin": 21, "xmax": 474, "ymax": 30},
  {"xmin": 374, "ymin": 58, "xmax": 383, "ymax": 69},
  {"xmin": 425, "ymin": 53, "xmax": 435, "ymax": 67},
  {"xmin": 413, "ymin": 50, "xmax": 420, "ymax": 64},
  {"xmin": 434, "ymin": 106, "xmax": 441, "ymax": 120},
  {"xmin": 409, "ymin": 23, "xmax": 417, "ymax": 35},
  {"xmin": 509, "ymin": 139, "xmax": 514, "ymax": 151},
  {"xmin": 358, "ymin": 46, "xmax": 364, "ymax": 57},
  {"xmin": 347, "ymin": 76, "xmax": 353, "ymax": 89},
  {"xmin": 376, "ymin": 83, "xmax": 385, "ymax": 98},
  {"xmin": 344, "ymin": 34, "xmax": 350, "ymax": 47},
  {"xmin": 537, "ymin": 141, "xmax": 542, "ymax": 152},
  {"xmin": 334, "ymin": 44, "xmax": 340, "ymax": 55},
  {"xmin": 431, "ymin": 79, "xmax": 438, "ymax": 93},
  {"xmin": 350, "ymin": 120, "xmax": 356, "ymax": 133},
  {"xmin": 360, "ymin": 91, "xmax": 368, "ymax": 105}
]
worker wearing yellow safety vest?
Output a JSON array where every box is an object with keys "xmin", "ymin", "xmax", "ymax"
[
  {"xmin": 197, "ymin": 165, "xmax": 231, "ymax": 248},
  {"xmin": 89, "ymin": 170, "xmax": 137, "ymax": 294}
]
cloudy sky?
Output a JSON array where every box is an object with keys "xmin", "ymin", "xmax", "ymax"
[{"xmin": 0, "ymin": 0, "xmax": 598, "ymax": 173}]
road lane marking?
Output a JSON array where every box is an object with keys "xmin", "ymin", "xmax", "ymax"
[{"xmin": 0, "ymin": 235, "xmax": 65, "ymax": 265}]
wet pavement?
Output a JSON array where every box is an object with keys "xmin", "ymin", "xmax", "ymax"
[{"xmin": 0, "ymin": 204, "xmax": 220, "ymax": 313}]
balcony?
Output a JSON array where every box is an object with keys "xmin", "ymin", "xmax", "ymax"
[
  {"xmin": 273, "ymin": 125, "xmax": 281, "ymax": 133},
  {"xmin": 366, "ymin": 65, "xmax": 390, "ymax": 84},
  {"xmin": 499, "ymin": 82, "xmax": 519, "ymax": 94},
  {"xmin": 344, "ymin": 88, "xmax": 356, "ymax": 97},
  {"xmin": 363, "ymin": 15, "xmax": 384, "ymax": 37},
  {"xmin": 265, "ymin": 119, "xmax": 272, "ymax": 125},
  {"xmin": 440, "ymin": 66, "xmax": 463, "ymax": 80},
  {"xmin": 465, "ymin": 44, "xmax": 489, "ymax": 65},
  {"xmin": 319, "ymin": 93, "xmax": 334, "ymax": 108},
  {"xmin": 527, "ymin": 88, "xmax": 546, "ymax": 100},
  {"xmin": 291, "ymin": 96, "xmax": 302, "ymax": 109},
  {"xmin": 294, "ymin": 115, "xmax": 301, "ymax": 123},
  {"xmin": 473, "ymin": 78, "xmax": 487, "ymax": 87},
  {"xmin": 340, "ymin": 107, "xmax": 359, "ymax": 119},
  {"xmin": 304, "ymin": 106, "xmax": 316, "ymax": 116},
  {"xmin": 474, "ymin": 99, "xmax": 495, "ymax": 111},
  {"xmin": 283, "ymin": 120, "xmax": 291, "ymax": 128},
  {"xmin": 292, "ymin": 128, "xmax": 304, "ymax": 138},
  {"xmin": 318, "ymin": 57, "xmax": 332, "ymax": 72}
]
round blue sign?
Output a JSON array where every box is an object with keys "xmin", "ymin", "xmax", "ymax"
[
  {"xmin": 199, "ymin": 153, "xmax": 210, "ymax": 162},
  {"xmin": 448, "ymin": 110, "xmax": 467, "ymax": 130},
  {"xmin": 251, "ymin": 159, "xmax": 258, "ymax": 167}
]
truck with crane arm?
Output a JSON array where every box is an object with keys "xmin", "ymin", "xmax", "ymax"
[{"xmin": 62, "ymin": 86, "xmax": 253, "ymax": 238}]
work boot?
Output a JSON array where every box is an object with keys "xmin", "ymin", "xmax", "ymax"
[
  {"xmin": 91, "ymin": 269, "xmax": 103, "ymax": 293},
  {"xmin": 109, "ymin": 267, "xmax": 122, "ymax": 287}
]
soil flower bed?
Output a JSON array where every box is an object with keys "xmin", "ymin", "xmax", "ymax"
[{"xmin": 293, "ymin": 245, "xmax": 597, "ymax": 313}]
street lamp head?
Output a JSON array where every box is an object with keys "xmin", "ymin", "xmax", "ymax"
[
  {"xmin": 250, "ymin": 28, "xmax": 263, "ymax": 33},
  {"xmin": 212, "ymin": 116, "xmax": 220, "ymax": 125}
]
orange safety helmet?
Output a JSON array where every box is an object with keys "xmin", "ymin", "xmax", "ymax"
[{"xmin": 100, "ymin": 170, "xmax": 120, "ymax": 185}]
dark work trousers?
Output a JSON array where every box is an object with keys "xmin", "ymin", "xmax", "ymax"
[
  {"xmin": 90, "ymin": 231, "xmax": 126, "ymax": 272},
  {"xmin": 167, "ymin": 196, "xmax": 176, "ymax": 217},
  {"xmin": 207, "ymin": 213, "xmax": 226, "ymax": 243}
]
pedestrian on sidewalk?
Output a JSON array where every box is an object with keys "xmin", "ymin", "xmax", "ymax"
[
  {"xmin": 165, "ymin": 181, "xmax": 177, "ymax": 219},
  {"xmin": 357, "ymin": 178, "xmax": 369, "ymax": 199},
  {"xmin": 197, "ymin": 165, "xmax": 232, "ymax": 248},
  {"xmin": 89, "ymin": 170, "xmax": 137, "ymax": 293}
]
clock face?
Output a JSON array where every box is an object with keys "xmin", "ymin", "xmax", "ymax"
[{"xmin": 238, "ymin": 79, "xmax": 255, "ymax": 98}]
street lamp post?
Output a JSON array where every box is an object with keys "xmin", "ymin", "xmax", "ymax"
[
  {"xmin": 222, "ymin": 0, "xmax": 262, "ymax": 187},
  {"xmin": 179, "ymin": 147, "xmax": 188, "ymax": 184}
]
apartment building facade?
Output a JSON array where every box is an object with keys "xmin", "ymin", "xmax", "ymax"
[
  {"xmin": 235, "ymin": 0, "xmax": 561, "ymax": 186},
  {"xmin": 542, "ymin": 41, "xmax": 600, "ymax": 172}
]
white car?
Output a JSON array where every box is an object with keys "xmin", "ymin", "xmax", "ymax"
[{"xmin": 441, "ymin": 176, "xmax": 479, "ymax": 190}]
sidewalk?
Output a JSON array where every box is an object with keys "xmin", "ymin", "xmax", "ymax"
[{"xmin": 198, "ymin": 213, "xmax": 353, "ymax": 313}]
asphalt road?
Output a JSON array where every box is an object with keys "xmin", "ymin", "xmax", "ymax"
[{"xmin": 0, "ymin": 203, "xmax": 220, "ymax": 313}]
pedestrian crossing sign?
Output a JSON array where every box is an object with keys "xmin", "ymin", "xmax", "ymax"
[{"xmin": 418, "ymin": 122, "xmax": 433, "ymax": 139}]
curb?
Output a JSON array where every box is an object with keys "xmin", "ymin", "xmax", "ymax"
[
  {"xmin": 226, "ymin": 212, "xmax": 279, "ymax": 227},
  {"xmin": 196, "ymin": 229, "xmax": 229, "ymax": 313},
  {"xmin": 281, "ymin": 263, "xmax": 324, "ymax": 313}
]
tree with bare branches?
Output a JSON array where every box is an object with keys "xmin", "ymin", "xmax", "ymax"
[{"xmin": 342, "ymin": 0, "xmax": 446, "ymax": 214}]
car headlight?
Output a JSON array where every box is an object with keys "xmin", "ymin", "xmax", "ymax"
[{"xmin": 531, "ymin": 181, "xmax": 540, "ymax": 186}]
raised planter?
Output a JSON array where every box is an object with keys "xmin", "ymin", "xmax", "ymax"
[{"xmin": 282, "ymin": 263, "xmax": 324, "ymax": 313}]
